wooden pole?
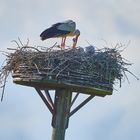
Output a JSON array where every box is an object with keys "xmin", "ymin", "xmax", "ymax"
[{"xmin": 51, "ymin": 89, "xmax": 72, "ymax": 140}]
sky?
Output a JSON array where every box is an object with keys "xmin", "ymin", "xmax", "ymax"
[{"xmin": 0, "ymin": 0, "xmax": 140, "ymax": 140}]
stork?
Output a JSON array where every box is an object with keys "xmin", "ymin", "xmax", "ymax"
[{"xmin": 40, "ymin": 20, "xmax": 80, "ymax": 49}]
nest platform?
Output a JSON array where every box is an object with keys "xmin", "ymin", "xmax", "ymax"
[
  {"xmin": 9, "ymin": 45, "xmax": 123, "ymax": 97},
  {"xmin": 12, "ymin": 70, "xmax": 112, "ymax": 97},
  {"xmin": 1, "ymin": 44, "xmax": 132, "ymax": 97}
]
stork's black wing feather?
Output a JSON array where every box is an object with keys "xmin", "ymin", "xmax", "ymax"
[
  {"xmin": 51, "ymin": 22, "xmax": 62, "ymax": 27},
  {"xmin": 40, "ymin": 25, "xmax": 70, "ymax": 40}
]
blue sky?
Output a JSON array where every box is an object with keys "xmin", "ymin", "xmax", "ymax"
[{"xmin": 0, "ymin": 0, "xmax": 140, "ymax": 140}]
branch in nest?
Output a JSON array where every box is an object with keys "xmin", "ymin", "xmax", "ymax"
[
  {"xmin": 33, "ymin": 62, "xmax": 41, "ymax": 74},
  {"xmin": 11, "ymin": 40, "xmax": 20, "ymax": 48},
  {"xmin": 11, "ymin": 38, "xmax": 30, "ymax": 49},
  {"xmin": 1, "ymin": 72, "xmax": 9, "ymax": 102},
  {"xmin": 18, "ymin": 37, "xmax": 24, "ymax": 47}
]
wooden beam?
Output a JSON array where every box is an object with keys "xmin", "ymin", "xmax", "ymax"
[
  {"xmin": 69, "ymin": 95, "xmax": 95, "ymax": 117},
  {"xmin": 70, "ymin": 92, "xmax": 79, "ymax": 108},
  {"xmin": 35, "ymin": 88, "xmax": 54, "ymax": 114},
  {"xmin": 44, "ymin": 89, "xmax": 54, "ymax": 109}
]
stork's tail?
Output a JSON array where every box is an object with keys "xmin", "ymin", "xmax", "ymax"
[
  {"xmin": 40, "ymin": 27, "xmax": 55, "ymax": 40},
  {"xmin": 40, "ymin": 26, "xmax": 70, "ymax": 41}
]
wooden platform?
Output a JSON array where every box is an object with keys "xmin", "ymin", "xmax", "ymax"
[{"xmin": 12, "ymin": 73, "xmax": 112, "ymax": 97}]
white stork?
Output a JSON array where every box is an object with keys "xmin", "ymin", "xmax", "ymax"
[{"xmin": 40, "ymin": 20, "xmax": 80, "ymax": 48}]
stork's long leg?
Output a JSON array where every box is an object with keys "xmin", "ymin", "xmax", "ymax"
[
  {"xmin": 61, "ymin": 37, "xmax": 63, "ymax": 47},
  {"xmin": 61, "ymin": 37, "xmax": 66, "ymax": 49},
  {"xmin": 63, "ymin": 37, "xmax": 66, "ymax": 46},
  {"xmin": 61, "ymin": 37, "xmax": 64, "ymax": 49},
  {"xmin": 72, "ymin": 35, "xmax": 79, "ymax": 49}
]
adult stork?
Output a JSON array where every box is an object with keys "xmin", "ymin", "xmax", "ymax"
[{"xmin": 40, "ymin": 20, "xmax": 80, "ymax": 48}]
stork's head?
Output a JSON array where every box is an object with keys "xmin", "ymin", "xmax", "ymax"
[
  {"xmin": 72, "ymin": 29, "xmax": 80, "ymax": 49},
  {"xmin": 73, "ymin": 29, "xmax": 80, "ymax": 37}
]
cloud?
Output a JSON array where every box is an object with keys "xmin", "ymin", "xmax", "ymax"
[
  {"xmin": 116, "ymin": 18, "xmax": 140, "ymax": 35},
  {"xmin": 0, "ymin": 0, "xmax": 140, "ymax": 140}
]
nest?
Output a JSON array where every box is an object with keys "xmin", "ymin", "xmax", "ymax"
[{"xmin": 0, "ymin": 40, "xmax": 138, "ymax": 101}]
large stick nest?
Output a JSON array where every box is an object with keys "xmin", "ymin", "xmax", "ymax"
[{"xmin": 0, "ymin": 40, "xmax": 138, "ymax": 101}]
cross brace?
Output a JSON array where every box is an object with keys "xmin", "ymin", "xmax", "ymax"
[
  {"xmin": 35, "ymin": 88, "xmax": 95, "ymax": 118},
  {"xmin": 70, "ymin": 95, "xmax": 95, "ymax": 117},
  {"xmin": 35, "ymin": 88, "xmax": 95, "ymax": 140},
  {"xmin": 35, "ymin": 88, "xmax": 54, "ymax": 114}
]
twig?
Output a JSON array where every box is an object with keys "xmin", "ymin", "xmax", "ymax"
[
  {"xmin": 56, "ymin": 64, "xmax": 70, "ymax": 78},
  {"xmin": 11, "ymin": 40, "xmax": 20, "ymax": 48},
  {"xmin": 1, "ymin": 72, "xmax": 8, "ymax": 102},
  {"xmin": 25, "ymin": 38, "xmax": 30, "ymax": 46},
  {"xmin": 33, "ymin": 62, "xmax": 41, "ymax": 74},
  {"xmin": 20, "ymin": 46, "xmax": 42, "ymax": 52},
  {"xmin": 18, "ymin": 37, "xmax": 24, "ymax": 47},
  {"xmin": 123, "ymin": 68, "xmax": 139, "ymax": 80}
]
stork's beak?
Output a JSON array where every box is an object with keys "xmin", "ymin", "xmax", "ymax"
[
  {"xmin": 40, "ymin": 35, "xmax": 46, "ymax": 41},
  {"xmin": 40, "ymin": 37, "xmax": 43, "ymax": 41}
]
